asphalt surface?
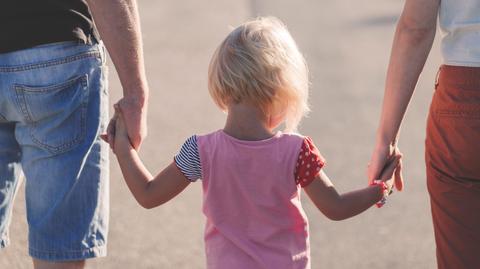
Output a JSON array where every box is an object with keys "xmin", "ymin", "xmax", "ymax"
[{"xmin": 1, "ymin": 1, "xmax": 441, "ymax": 268}]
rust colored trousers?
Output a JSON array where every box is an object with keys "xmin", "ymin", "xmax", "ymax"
[{"xmin": 426, "ymin": 65, "xmax": 480, "ymax": 269}]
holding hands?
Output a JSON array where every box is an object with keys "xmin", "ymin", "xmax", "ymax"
[
  {"xmin": 114, "ymin": 96, "xmax": 148, "ymax": 150},
  {"xmin": 368, "ymin": 142, "xmax": 404, "ymax": 192},
  {"xmin": 101, "ymin": 103, "xmax": 135, "ymax": 154},
  {"xmin": 101, "ymin": 103, "xmax": 191, "ymax": 210},
  {"xmin": 101, "ymin": 101, "xmax": 405, "ymax": 211}
]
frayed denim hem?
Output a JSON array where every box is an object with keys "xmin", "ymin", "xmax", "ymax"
[
  {"xmin": 0, "ymin": 237, "xmax": 10, "ymax": 248},
  {"xmin": 29, "ymin": 244, "xmax": 107, "ymax": 262}
]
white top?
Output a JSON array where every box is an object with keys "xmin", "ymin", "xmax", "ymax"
[{"xmin": 439, "ymin": 0, "xmax": 480, "ymax": 67}]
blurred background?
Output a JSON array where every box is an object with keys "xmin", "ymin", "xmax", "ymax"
[{"xmin": 1, "ymin": 0, "xmax": 441, "ymax": 268}]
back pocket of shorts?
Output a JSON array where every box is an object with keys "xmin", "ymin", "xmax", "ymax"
[{"xmin": 14, "ymin": 75, "xmax": 89, "ymax": 155}]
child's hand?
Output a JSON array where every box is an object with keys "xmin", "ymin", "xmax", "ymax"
[
  {"xmin": 100, "ymin": 112, "xmax": 117, "ymax": 149},
  {"xmin": 112, "ymin": 104, "xmax": 134, "ymax": 153},
  {"xmin": 376, "ymin": 152, "xmax": 402, "ymax": 191},
  {"xmin": 369, "ymin": 145, "xmax": 404, "ymax": 191},
  {"xmin": 100, "ymin": 104, "xmax": 134, "ymax": 154}
]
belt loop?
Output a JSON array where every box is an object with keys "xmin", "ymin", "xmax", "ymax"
[{"xmin": 434, "ymin": 66, "xmax": 442, "ymax": 90}]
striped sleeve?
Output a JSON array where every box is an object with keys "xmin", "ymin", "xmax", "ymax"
[{"xmin": 174, "ymin": 135, "xmax": 202, "ymax": 182}]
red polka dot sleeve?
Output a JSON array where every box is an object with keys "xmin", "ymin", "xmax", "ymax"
[{"xmin": 294, "ymin": 137, "xmax": 326, "ymax": 187}]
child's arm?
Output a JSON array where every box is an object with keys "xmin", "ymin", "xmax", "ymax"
[
  {"xmin": 304, "ymin": 156, "xmax": 399, "ymax": 221},
  {"xmin": 116, "ymin": 148, "xmax": 190, "ymax": 209},
  {"xmin": 110, "ymin": 105, "xmax": 190, "ymax": 209}
]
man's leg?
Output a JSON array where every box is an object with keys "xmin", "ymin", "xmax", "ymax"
[
  {"xmin": 6, "ymin": 41, "xmax": 109, "ymax": 266},
  {"xmin": 0, "ymin": 122, "xmax": 22, "ymax": 249},
  {"xmin": 33, "ymin": 259, "xmax": 86, "ymax": 269}
]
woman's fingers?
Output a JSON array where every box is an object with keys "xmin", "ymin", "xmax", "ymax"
[
  {"xmin": 378, "ymin": 154, "xmax": 401, "ymax": 182},
  {"xmin": 368, "ymin": 148, "xmax": 390, "ymax": 184},
  {"xmin": 368, "ymin": 143, "xmax": 400, "ymax": 185},
  {"xmin": 394, "ymin": 159, "xmax": 404, "ymax": 191},
  {"xmin": 368, "ymin": 158, "xmax": 385, "ymax": 184}
]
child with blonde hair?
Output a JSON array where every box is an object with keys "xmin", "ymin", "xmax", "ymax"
[{"xmin": 104, "ymin": 17, "xmax": 400, "ymax": 269}]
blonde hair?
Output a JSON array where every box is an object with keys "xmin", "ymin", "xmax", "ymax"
[{"xmin": 208, "ymin": 17, "xmax": 309, "ymax": 132}]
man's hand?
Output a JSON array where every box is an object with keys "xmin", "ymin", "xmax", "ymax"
[
  {"xmin": 368, "ymin": 143, "xmax": 404, "ymax": 191},
  {"xmin": 116, "ymin": 96, "xmax": 147, "ymax": 149},
  {"xmin": 101, "ymin": 103, "xmax": 139, "ymax": 153},
  {"xmin": 112, "ymin": 104, "xmax": 135, "ymax": 154}
]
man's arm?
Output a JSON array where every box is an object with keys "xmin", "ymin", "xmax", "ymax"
[{"xmin": 87, "ymin": 0, "xmax": 148, "ymax": 149}]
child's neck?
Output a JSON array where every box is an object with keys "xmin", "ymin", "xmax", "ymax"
[{"xmin": 223, "ymin": 103, "xmax": 276, "ymax": 141}]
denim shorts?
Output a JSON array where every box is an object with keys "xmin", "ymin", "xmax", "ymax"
[{"xmin": 0, "ymin": 41, "xmax": 109, "ymax": 261}]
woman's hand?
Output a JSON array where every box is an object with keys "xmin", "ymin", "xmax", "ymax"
[
  {"xmin": 368, "ymin": 143, "xmax": 404, "ymax": 191},
  {"xmin": 376, "ymin": 150, "xmax": 402, "ymax": 192}
]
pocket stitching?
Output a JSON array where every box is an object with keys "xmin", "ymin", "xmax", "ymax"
[
  {"xmin": 434, "ymin": 109, "xmax": 480, "ymax": 119},
  {"xmin": 17, "ymin": 75, "xmax": 88, "ymax": 93},
  {"xmin": 14, "ymin": 75, "xmax": 89, "ymax": 154},
  {"xmin": 14, "ymin": 86, "xmax": 34, "ymax": 123}
]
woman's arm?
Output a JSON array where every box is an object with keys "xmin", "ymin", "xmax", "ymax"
[
  {"xmin": 376, "ymin": 0, "xmax": 440, "ymax": 146},
  {"xmin": 368, "ymin": 0, "xmax": 440, "ymax": 183}
]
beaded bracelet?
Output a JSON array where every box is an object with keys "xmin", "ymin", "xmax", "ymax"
[{"xmin": 370, "ymin": 180, "xmax": 393, "ymax": 208}]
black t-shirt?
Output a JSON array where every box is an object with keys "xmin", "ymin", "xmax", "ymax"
[{"xmin": 0, "ymin": 0, "xmax": 99, "ymax": 54}]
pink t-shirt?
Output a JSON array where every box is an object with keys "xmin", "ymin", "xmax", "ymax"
[{"xmin": 190, "ymin": 130, "xmax": 324, "ymax": 269}]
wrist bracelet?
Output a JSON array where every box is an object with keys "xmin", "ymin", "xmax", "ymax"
[{"xmin": 370, "ymin": 180, "xmax": 392, "ymax": 208}]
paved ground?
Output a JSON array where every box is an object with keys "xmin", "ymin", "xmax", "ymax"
[{"xmin": 1, "ymin": 0, "xmax": 441, "ymax": 268}]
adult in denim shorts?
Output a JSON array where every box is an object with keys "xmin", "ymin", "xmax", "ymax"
[{"xmin": 0, "ymin": 0, "xmax": 149, "ymax": 268}]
